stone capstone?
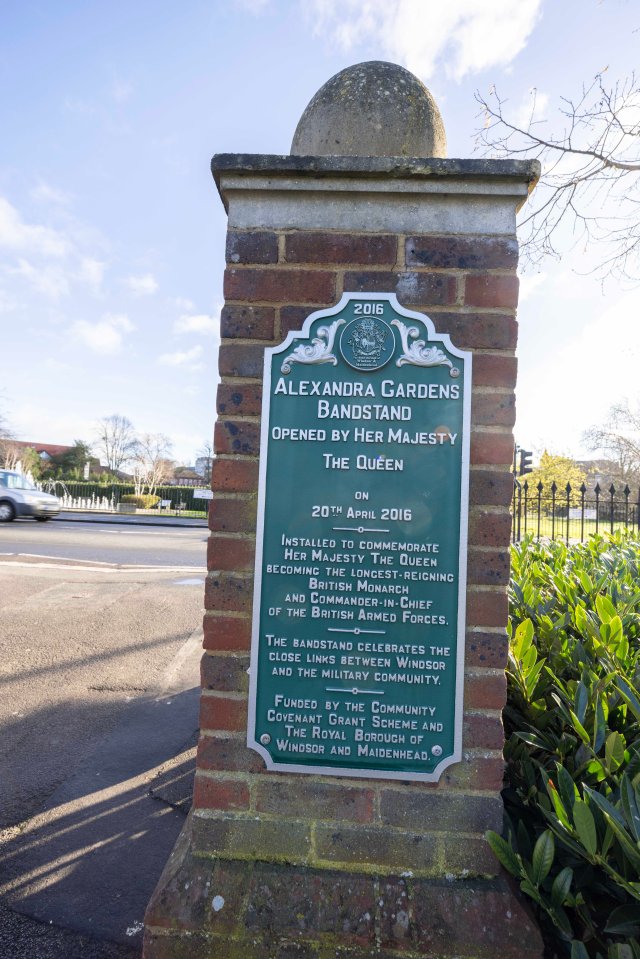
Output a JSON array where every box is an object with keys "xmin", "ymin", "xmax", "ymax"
[{"xmin": 291, "ymin": 60, "xmax": 447, "ymax": 158}]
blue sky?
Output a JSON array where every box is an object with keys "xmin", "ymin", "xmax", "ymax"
[{"xmin": 1, "ymin": 0, "xmax": 638, "ymax": 466}]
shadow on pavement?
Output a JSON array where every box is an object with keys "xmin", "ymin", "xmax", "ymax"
[{"xmin": 0, "ymin": 688, "xmax": 199, "ymax": 956}]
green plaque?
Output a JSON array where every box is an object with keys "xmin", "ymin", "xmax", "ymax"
[{"xmin": 248, "ymin": 293, "xmax": 471, "ymax": 781}]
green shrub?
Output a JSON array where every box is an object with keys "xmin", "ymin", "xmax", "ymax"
[
  {"xmin": 488, "ymin": 534, "xmax": 640, "ymax": 959},
  {"xmin": 120, "ymin": 494, "xmax": 160, "ymax": 509}
]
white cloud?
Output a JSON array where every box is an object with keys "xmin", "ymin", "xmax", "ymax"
[
  {"xmin": 110, "ymin": 78, "xmax": 133, "ymax": 103},
  {"xmin": 0, "ymin": 196, "xmax": 70, "ymax": 257},
  {"xmin": 126, "ymin": 272, "xmax": 158, "ymax": 295},
  {"xmin": 158, "ymin": 345, "xmax": 204, "ymax": 367},
  {"xmin": 517, "ymin": 287, "xmax": 640, "ymax": 457},
  {"xmin": 173, "ymin": 296, "xmax": 196, "ymax": 311},
  {"xmin": 173, "ymin": 312, "xmax": 218, "ymax": 336},
  {"xmin": 71, "ymin": 313, "xmax": 134, "ymax": 354},
  {"xmin": 30, "ymin": 180, "xmax": 71, "ymax": 206},
  {"xmin": 518, "ymin": 270, "xmax": 547, "ymax": 302},
  {"xmin": 306, "ymin": 0, "xmax": 543, "ymax": 81},
  {"xmin": 512, "ymin": 88, "xmax": 550, "ymax": 131},
  {"xmin": 11, "ymin": 258, "xmax": 70, "ymax": 298},
  {"xmin": 234, "ymin": 0, "xmax": 270, "ymax": 12},
  {"xmin": 78, "ymin": 257, "xmax": 105, "ymax": 290}
]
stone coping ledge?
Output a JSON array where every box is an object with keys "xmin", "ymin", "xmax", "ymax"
[{"xmin": 211, "ymin": 154, "xmax": 540, "ymax": 208}]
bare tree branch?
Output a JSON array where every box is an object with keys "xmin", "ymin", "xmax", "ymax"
[{"xmin": 475, "ymin": 73, "xmax": 640, "ymax": 282}]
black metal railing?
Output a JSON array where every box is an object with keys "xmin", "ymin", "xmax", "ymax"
[{"xmin": 512, "ymin": 480, "xmax": 640, "ymax": 543}]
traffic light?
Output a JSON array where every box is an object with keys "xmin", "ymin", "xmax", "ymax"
[{"xmin": 519, "ymin": 449, "xmax": 533, "ymax": 476}]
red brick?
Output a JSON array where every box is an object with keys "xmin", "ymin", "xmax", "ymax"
[
  {"xmin": 193, "ymin": 774, "xmax": 250, "ymax": 811},
  {"xmin": 465, "ymin": 628, "xmax": 509, "ymax": 668},
  {"xmin": 196, "ymin": 734, "xmax": 263, "ymax": 773},
  {"xmin": 204, "ymin": 572, "xmax": 253, "ymax": 614},
  {"xmin": 226, "ymin": 231, "xmax": 278, "ymax": 265},
  {"xmin": 379, "ymin": 790, "xmax": 503, "ymax": 834},
  {"xmin": 214, "ymin": 419, "xmax": 261, "ymax": 456},
  {"xmin": 224, "ymin": 268, "xmax": 335, "ymax": 304},
  {"xmin": 472, "ymin": 353, "xmax": 518, "ymax": 389},
  {"xmin": 472, "ymin": 392, "xmax": 516, "ymax": 428},
  {"xmin": 207, "ymin": 534, "xmax": 254, "ymax": 572},
  {"xmin": 470, "ymin": 431, "xmax": 514, "ymax": 467},
  {"xmin": 280, "ymin": 305, "xmax": 313, "ymax": 337},
  {"xmin": 200, "ymin": 694, "xmax": 247, "ymax": 732},
  {"xmin": 464, "ymin": 274, "xmax": 519, "ymax": 309},
  {"xmin": 440, "ymin": 835, "xmax": 500, "ymax": 877},
  {"xmin": 410, "ymin": 878, "xmax": 544, "ymax": 959},
  {"xmin": 440, "ymin": 754, "xmax": 505, "ymax": 791},
  {"xmin": 430, "ymin": 311, "xmax": 518, "ymax": 351},
  {"xmin": 211, "ymin": 456, "xmax": 259, "ymax": 491},
  {"xmin": 465, "ymin": 670, "xmax": 507, "ymax": 710},
  {"xmin": 285, "ymin": 232, "xmax": 397, "ymax": 265},
  {"xmin": 246, "ymin": 866, "xmax": 377, "ymax": 945},
  {"xmin": 217, "ymin": 383, "xmax": 263, "ymax": 417},
  {"xmin": 467, "ymin": 547, "xmax": 510, "ymax": 586},
  {"xmin": 209, "ymin": 495, "xmax": 256, "ymax": 534},
  {"xmin": 406, "ymin": 235, "xmax": 519, "ymax": 271},
  {"xmin": 344, "ymin": 270, "xmax": 457, "ymax": 306},
  {"xmin": 201, "ymin": 652, "xmax": 250, "ymax": 692},
  {"xmin": 192, "ymin": 815, "xmax": 311, "ymax": 864},
  {"xmin": 203, "ymin": 613, "xmax": 251, "ymax": 652},
  {"xmin": 255, "ymin": 780, "xmax": 374, "ymax": 823},
  {"xmin": 464, "ymin": 712, "xmax": 505, "ymax": 750},
  {"xmin": 220, "ymin": 304, "xmax": 275, "ymax": 339},
  {"xmin": 469, "ymin": 469, "xmax": 514, "ymax": 508},
  {"xmin": 314, "ymin": 824, "xmax": 438, "ymax": 872},
  {"xmin": 218, "ymin": 343, "xmax": 265, "ymax": 377},
  {"xmin": 466, "ymin": 588, "xmax": 509, "ymax": 627},
  {"xmin": 468, "ymin": 509, "xmax": 512, "ymax": 547}
]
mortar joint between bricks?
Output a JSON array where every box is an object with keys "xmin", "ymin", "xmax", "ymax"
[
  {"xmin": 472, "ymin": 385, "xmax": 514, "ymax": 395},
  {"xmin": 201, "ymin": 689, "xmax": 248, "ymax": 701},
  {"xmin": 199, "ymin": 729, "xmax": 245, "ymax": 740},
  {"xmin": 209, "ymin": 531, "xmax": 256, "ymax": 541},
  {"xmin": 277, "ymin": 233, "xmax": 286, "ymax": 263},
  {"xmin": 471, "ymin": 423, "xmax": 514, "ymax": 435},
  {"xmin": 464, "ymin": 665, "xmax": 506, "ymax": 677},
  {"xmin": 467, "ymin": 583, "xmax": 508, "ymax": 594}
]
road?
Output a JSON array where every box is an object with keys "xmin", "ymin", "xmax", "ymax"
[
  {"xmin": 0, "ymin": 519, "xmax": 208, "ymax": 957},
  {"xmin": 0, "ymin": 517, "xmax": 208, "ymax": 569}
]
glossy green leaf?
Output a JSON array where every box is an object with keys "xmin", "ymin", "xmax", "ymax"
[
  {"xmin": 573, "ymin": 800, "xmax": 597, "ymax": 856},
  {"xmin": 596, "ymin": 593, "xmax": 617, "ymax": 624},
  {"xmin": 605, "ymin": 731, "xmax": 625, "ymax": 773},
  {"xmin": 550, "ymin": 866, "xmax": 574, "ymax": 907},
  {"xmin": 531, "ymin": 829, "xmax": 555, "ymax": 885},
  {"xmin": 571, "ymin": 941, "xmax": 590, "ymax": 959},
  {"xmin": 604, "ymin": 904, "xmax": 640, "ymax": 936},
  {"xmin": 485, "ymin": 831, "xmax": 521, "ymax": 878},
  {"xmin": 621, "ymin": 774, "xmax": 640, "ymax": 842}
]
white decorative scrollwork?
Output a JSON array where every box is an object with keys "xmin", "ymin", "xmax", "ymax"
[
  {"xmin": 391, "ymin": 318, "xmax": 454, "ymax": 372},
  {"xmin": 281, "ymin": 319, "xmax": 346, "ymax": 374}
]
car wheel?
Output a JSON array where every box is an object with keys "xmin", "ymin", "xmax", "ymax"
[
  {"xmin": 35, "ymin": 516, "xmax": 51, "ymax": 522},
  {"xmin": 0, "ymin": 501, "xmax": 16, "ymax": 522}
]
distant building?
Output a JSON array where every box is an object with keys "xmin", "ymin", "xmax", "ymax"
[
  {"xmin": 173, "ymin": 467, "xmax": 202, "ymax": 487},
  {"xmin": 9, "ymin": 441, "xmax": 74, "ymax": 462}
]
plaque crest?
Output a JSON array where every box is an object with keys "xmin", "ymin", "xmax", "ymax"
[{"xmin": 340, "ymin": 316, "xmax": 395, "ymax": 371}]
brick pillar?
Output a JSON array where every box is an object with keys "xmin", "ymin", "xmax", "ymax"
[{"xmin": 144, "ymin": 62, "xmax": 543, "ymax": 959}]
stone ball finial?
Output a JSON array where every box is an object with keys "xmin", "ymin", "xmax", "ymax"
[{"xmin": 291, "ymin": 61, "xmax": 446, "ymax": 159}]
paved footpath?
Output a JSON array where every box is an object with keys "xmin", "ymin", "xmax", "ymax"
[{"xmin": 0, "ymin": 514, "xmax": 205, "ymax": 958}]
